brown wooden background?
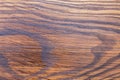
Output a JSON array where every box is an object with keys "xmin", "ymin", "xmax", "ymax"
[{"xmin": 0, "ymin": 0, "xmax": 120, "ymax": 80}]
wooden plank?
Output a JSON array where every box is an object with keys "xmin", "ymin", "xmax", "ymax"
[{"xmin": 0, "ymin": 0, "xmax": 120, "ymax": 80}]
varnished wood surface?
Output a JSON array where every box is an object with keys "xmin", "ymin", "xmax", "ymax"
[{"xmin": 0, "ymin": 0, "xmax": 120, "ymax": 80}]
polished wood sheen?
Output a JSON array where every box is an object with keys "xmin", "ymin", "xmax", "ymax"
[{"xmin": 0, "ymin": 0, "xmax": 120, "ymax": 80}]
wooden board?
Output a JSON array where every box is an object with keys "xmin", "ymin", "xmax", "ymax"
[{"xmin": 0, "ymin": 0, "xmax": 120, "ymax": 80}]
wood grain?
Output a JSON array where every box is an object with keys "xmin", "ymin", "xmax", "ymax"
[{"xmin": 0, "ymin": 0, "xmax": 120, "ymax": 80}]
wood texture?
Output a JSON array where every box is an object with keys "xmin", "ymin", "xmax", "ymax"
[{"xmin": 0, "ymin": 0, "xmax": 120, "ymax": 80}]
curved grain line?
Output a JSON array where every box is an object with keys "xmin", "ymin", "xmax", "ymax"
[{"xmin": 0, "ymin": 0, "xmax": 120, "ymax": 80}]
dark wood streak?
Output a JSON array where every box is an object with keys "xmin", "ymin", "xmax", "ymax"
[{"xmin": 0, "ymin": 0, "xmax": 120, "ymax": 80}]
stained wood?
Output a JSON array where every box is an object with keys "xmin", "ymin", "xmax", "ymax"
[{"xmin": 0, "ymin": 0, "xmax": 120, "ymax": 80}]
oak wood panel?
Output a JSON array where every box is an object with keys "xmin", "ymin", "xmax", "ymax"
[{"xmin": 0, "ymin": 0, "xmax": 120, "ymax": 80}]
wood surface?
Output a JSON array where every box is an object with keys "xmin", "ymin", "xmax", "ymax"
[{"xmin": 0, "ymin": 0, "xmax": 120, "ymax": 80}]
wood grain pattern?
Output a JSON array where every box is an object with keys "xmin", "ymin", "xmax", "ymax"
[{"xmin": 0, "ymin": 0, "xmax": 120, "ymax": 80}]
